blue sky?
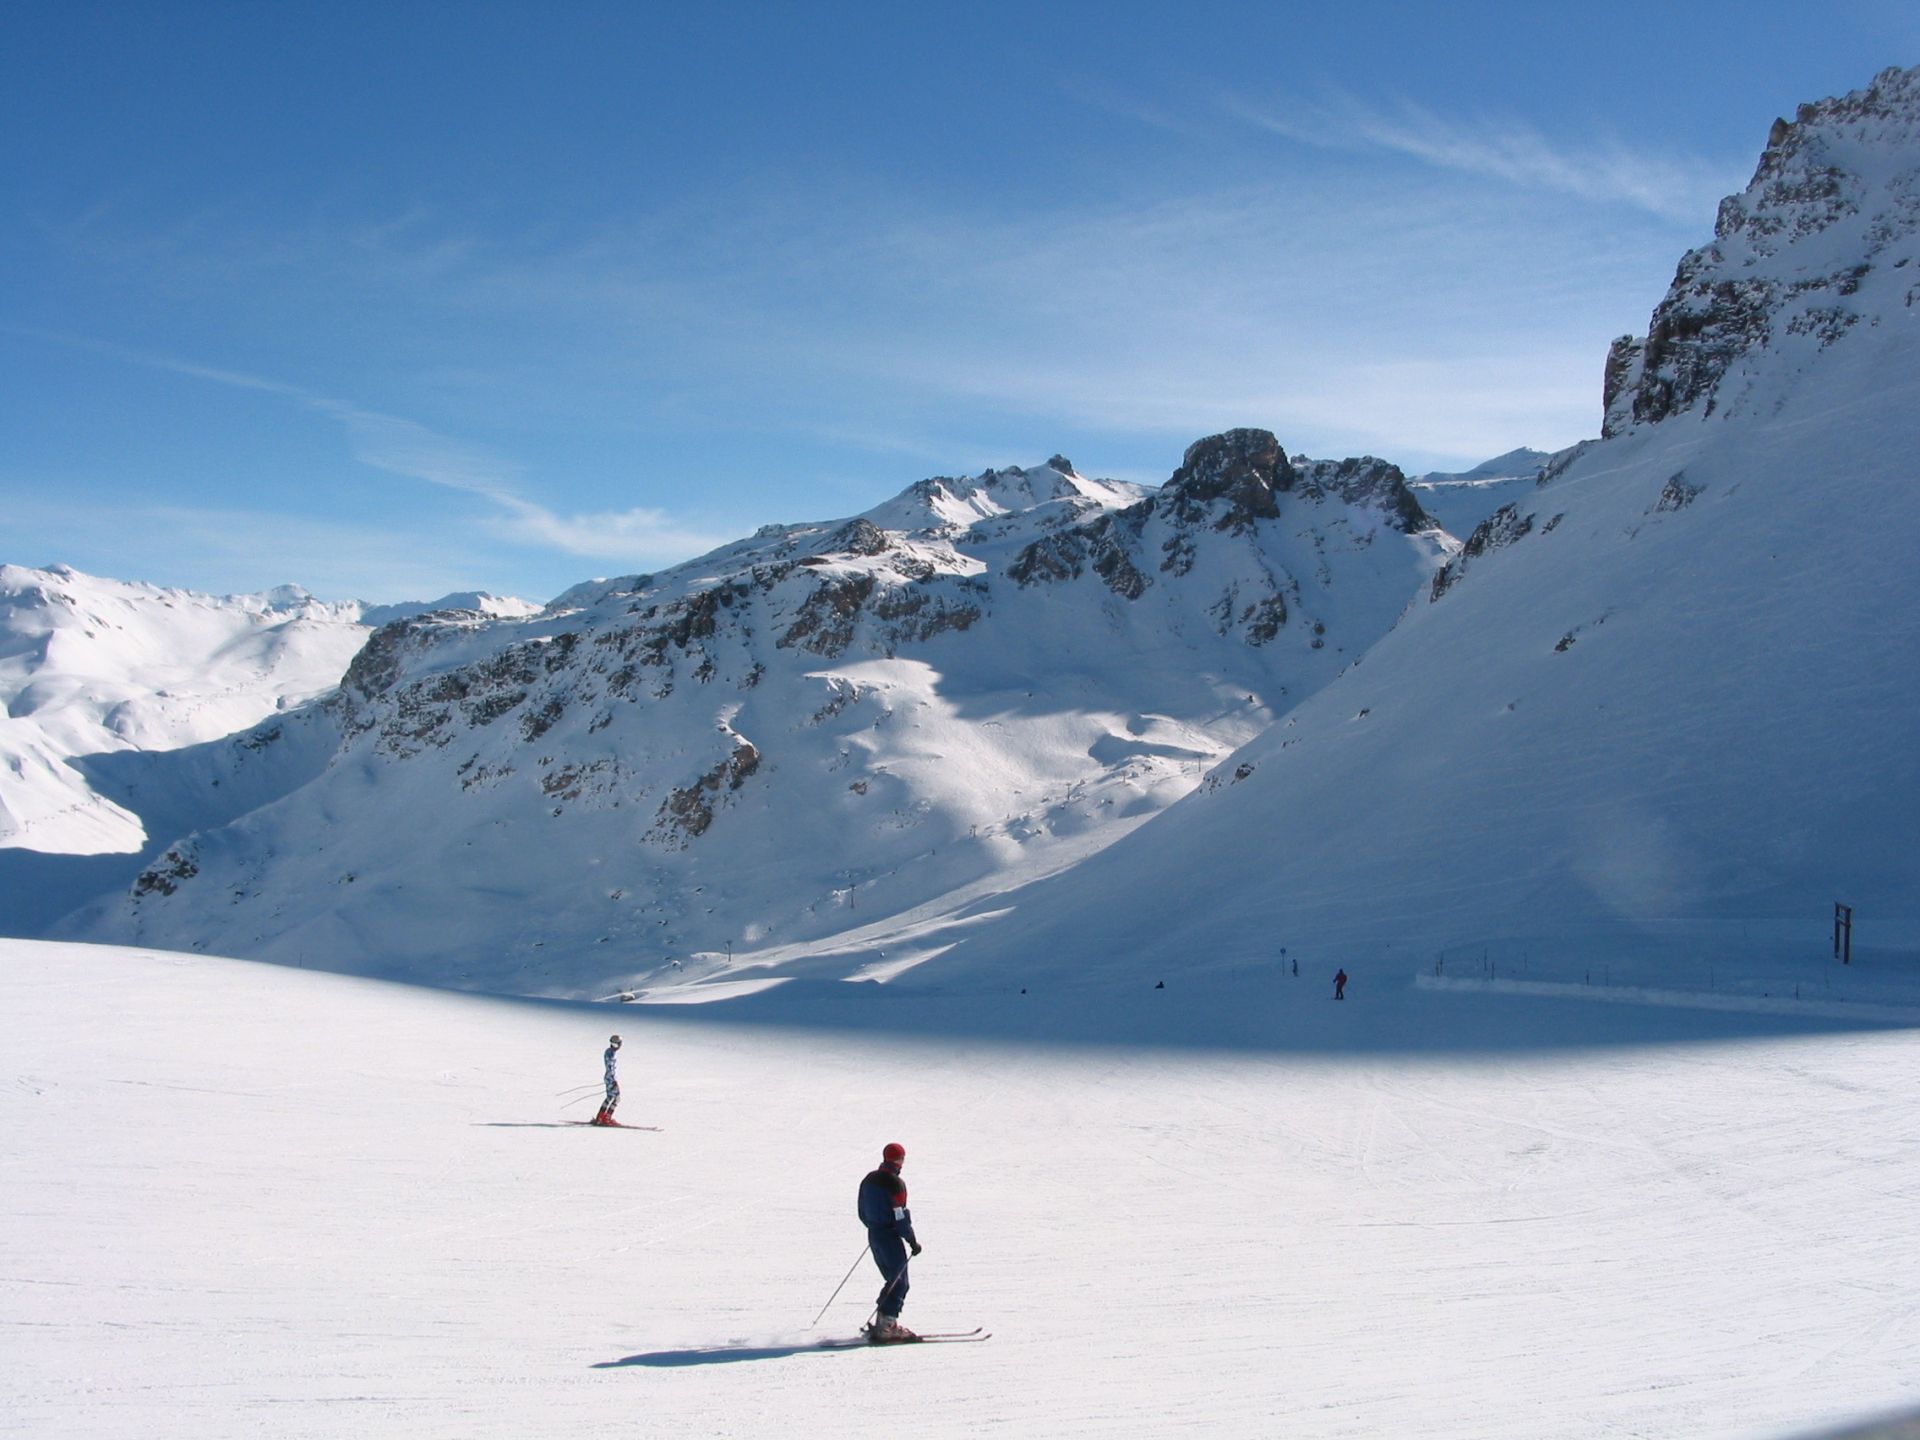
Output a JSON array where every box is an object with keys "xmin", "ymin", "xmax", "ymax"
[{"xmin": 4, "ymin": 2, "xmax": 1916, "ymax": 603}]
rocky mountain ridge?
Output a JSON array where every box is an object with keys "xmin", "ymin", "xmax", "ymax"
[{"xmin": 58, "ymin": 434, "xmax": 1451, "ymax": 989}]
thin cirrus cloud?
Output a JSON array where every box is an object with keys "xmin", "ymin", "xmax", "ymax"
[
  {"xmin": 1224, "ymin": 90, "xmax": 1740, "ymax": 225},
  {"xmin": 30, "ymin": 332, "xmax": 729, "ymax": 568}
]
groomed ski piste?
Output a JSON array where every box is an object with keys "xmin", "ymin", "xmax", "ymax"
[{"xmin": 8, "ymin": 935, "xmax": 1920, "ymax": 1440}]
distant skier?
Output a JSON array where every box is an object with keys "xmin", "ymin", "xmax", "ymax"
[
  {"xmin": 593, "ymin": 1034, "xmax": 622, "ymax": 1125},
  {"xmin": 1334, "ymin": 969, "xmax": 1348, "ymax": 1001},
  {"xmin": 858, "ymin": 1142, "xmax": 922, "ymax": 1342}
]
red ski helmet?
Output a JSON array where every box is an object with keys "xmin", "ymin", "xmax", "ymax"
[{"xmin": 882, "ymin": 1142, "xmax": 906, "ymax": 1166}]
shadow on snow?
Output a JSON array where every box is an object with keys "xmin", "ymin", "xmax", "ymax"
[{"xmin": 594, "ymin": 1340, "xmax": 865, "ymax": 1368}]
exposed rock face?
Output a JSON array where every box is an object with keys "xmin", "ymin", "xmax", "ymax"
[
  {"xmin": 1291, "ymin": 456, "xmax": 1433, "ymax": 534},
  {"xmin": 1010, "ymin": 430, "xmax": 1434, "ymax": 624},
  {"xmin": 131, "ymin": 842, "xmax": 198, "ymax": 898},
  {"xmin": 1429, "ymin": 503, "xmax": 1535, "ymax": 601},
  {"xmin": 817, "ymin": 519, "xmax": 891, "ymax": 559},
  {"xmin": 1601, "ymin": 336, "xmax": 1647, "ymax": 438},
  {"xmin": 1160, "ymin": 428, "xmax": 1291, "ymax": 531},
  {"xmin": 651, "ymin": 738, "xmax": 762, "ymax": 845},
  {"xmin": 1610, "ymin": 63, "xmax": 1920, "ymax": 432}
]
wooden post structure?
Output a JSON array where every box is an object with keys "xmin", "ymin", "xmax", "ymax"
[{"xmin": 1834, "ymin": 902, "xmax": 1853, "ymax": 965}]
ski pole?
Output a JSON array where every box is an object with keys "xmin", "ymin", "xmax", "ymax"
[
  {"xmin": 561, "ymin": 1091, "xmax": 603, "ymax": 1111},
  {"xmin": 811, "ymin": 1243, "xmax": 873, "ymax": 1328},
  {"xmin": 555, "ymin": 1083, "xmax": 602, "ymax": 1098}
]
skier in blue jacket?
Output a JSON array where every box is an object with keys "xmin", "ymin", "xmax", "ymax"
[
  {"xmin": 857, "ymin": 1142, "xmax": 922, "ymax": 1341},
  {"xmin": 592, "ymin": 1035, "xmax": 622, "ymax": 1126}
]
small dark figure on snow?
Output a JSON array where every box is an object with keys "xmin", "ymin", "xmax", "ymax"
[
  {"xmin": 857, "ymin": 1141, "xmax": 922, "ymax": 1342},
  {"xmin": 592, "ymin": 1034, "xmax": 622, "ymax": 1125},
  {"xmin": 1334, "ymin": 969, "xmax": 1348, "ymax": 1001}
]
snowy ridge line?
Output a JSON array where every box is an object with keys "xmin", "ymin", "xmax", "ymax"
[{"xmin": 1414, "ymin": 973, "xmax": 1920, "ymax": 1024}]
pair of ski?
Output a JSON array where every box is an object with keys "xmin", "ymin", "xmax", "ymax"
[
  {"xmin": 815, "ymin": 1326, "xmax": 990, "ymax": 1349},
  {"xmin": 570, "ymin": 1120, "xmax": 662, "ymax": 1131}
]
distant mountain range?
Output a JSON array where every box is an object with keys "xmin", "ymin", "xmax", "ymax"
[
  {"xmin": 0, "ymin": 566, "xmax": 535, "ymax": 855},
  {"xmin": 1408, "ymin": 447, "xmax": 1558, "ymax": 535}
]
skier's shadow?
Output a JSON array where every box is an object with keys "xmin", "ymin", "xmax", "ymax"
[
  {"xmin": 595, "ymin": 1341, "xmax": 856, "ymax": 1368},
  {"xmin": 474, "ymin": 1121, "xmax": 587, "ymax": 1128}
]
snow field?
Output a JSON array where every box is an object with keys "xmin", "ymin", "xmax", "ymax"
[{"xmin": 6, "ymin": 939, "xmax": 1920, "ymax": 1438}]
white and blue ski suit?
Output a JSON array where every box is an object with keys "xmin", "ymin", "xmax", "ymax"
[
  {"xmin": 597, "ymin": 1040, "xmax": 620, "ymax": 1121},
  {"xmin": 857, "ymin": 1161, "xmax": 919, "ymax": 1319}
]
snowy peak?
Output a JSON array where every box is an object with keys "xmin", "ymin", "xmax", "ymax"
[
  {"xmin": 1408, "ymin": 449, "xmax": 1555, "ymax": 537},
  {"xmin": 1289, "ymin": 455, "xmax": 1435, "ymax": 534},
  {"xmin": 1606, "ymin": 62, "xmax": 1920, "ymax": 435},
  {"xmin": 359, "ymin": 593, "xmax": 543, "ymax": 627},
  {"xmin": 1417, "ymin": 449, "xmax": 1552, "ymax": 486},
  {"xmin": 859, "ymin": 456, "xmax": 1147, "ymax": 538}
]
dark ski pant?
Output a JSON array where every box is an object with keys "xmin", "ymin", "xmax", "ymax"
[
  {"xmin": 600, "ymin": 1080, "xmax": 619, "ymax": 1118},
  {"xmin": 868, "ymin": 1232, "xmax": 910, "ymax": 1319}
]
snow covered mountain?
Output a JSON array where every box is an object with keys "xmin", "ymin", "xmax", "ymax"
[
  {"xmin": 58, "ymin": 441, "xmax": 1448, "ymax": 989},
  {"xmin": 1, "ymin": 566, "xmax": 365, "ymax": 855},
  {"xmin": 0, "ymin": 564, "xmax": 536, "ymax": 856},
  {"xmin": 769, "ymin": 63, "xmax": 1920, "ymax": 994},
  {"xmin": 1409, "ymin": 446, "xmax": 1557, "ymax": 535}
]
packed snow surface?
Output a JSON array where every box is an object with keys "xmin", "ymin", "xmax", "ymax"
[{"xmin": 6, "ymin": 938, "xmax": 1920, "ymax": 1439}]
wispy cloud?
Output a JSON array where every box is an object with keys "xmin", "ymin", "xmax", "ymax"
[
  {"xmin": 1058, "ymin": 77, "xmax": 1210, "ymax": 137},
  {"xmin": 22, "ymin": 134, "xmax": 1694, "ymax": 500},
  {"xmin": 1224, "ymin": 90, "xmax": 1740, "ymax": 224},
  {"xmin": 21, "ymin": 330, "xmax": 730, "ymax": 568}
]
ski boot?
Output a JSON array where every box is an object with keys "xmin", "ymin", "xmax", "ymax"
[{"xmin": 866, "ymin": 1315, "xmax": 919, "ymax": 1344}]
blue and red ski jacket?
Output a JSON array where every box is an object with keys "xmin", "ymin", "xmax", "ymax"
[{"xmin": 857, "ymin": 1163, "xmax": 918, "ymax": 1246}]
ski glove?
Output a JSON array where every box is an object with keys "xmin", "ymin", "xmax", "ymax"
[{"xmin": 910, "ymin": 1240, "xmax": 923, "ymax": 1256}]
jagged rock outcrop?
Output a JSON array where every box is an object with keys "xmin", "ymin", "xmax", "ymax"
[
  {"xmin": 651, "ymin": 737, "xmax": 762, "ymax": 846},
  {"xmin": 1607, "ymin": 63, "xmax": 1920, "ymax": 434},
  {"xmin": 1159, "ymin": 429, "xmax": 1291, "ymax": 531},
  {"xmin": 1429, "ymin": 503, "xmax": 1535, "ymax": 601},
  {"xmin": 1011, "ymin": 430, "xmax": 1435, "ymax": 639}
]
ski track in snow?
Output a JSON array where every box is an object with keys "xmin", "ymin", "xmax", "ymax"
[{"xmin": 6, "ymin": 940, "xmax": 1920, "ymax": 1439}]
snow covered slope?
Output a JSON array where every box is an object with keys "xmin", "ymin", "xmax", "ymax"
[
  {"xmin": 0, "ymin": 565, "xmax": 535, "ymax": 857},
  {"xmin": 779, "ymin": 64, "xmax": 1920, "ymax": 994},
  {"xmin": 8, "ymin": 936, "xmax": 1920, "ymax": 1440},
  {"xmin": 65, "ymin": 442, "xmax": 1448, "ymax": 989}
]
